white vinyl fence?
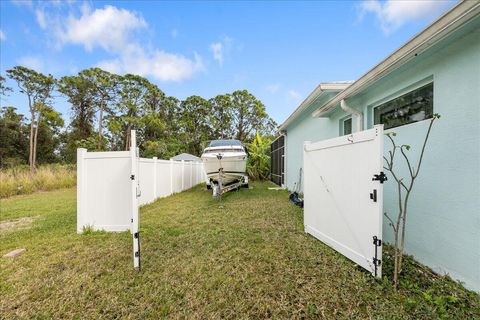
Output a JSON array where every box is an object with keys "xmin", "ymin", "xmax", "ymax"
[{"xmin": 77, "ymin": 136, "xmax": 205, "ymax": 234}]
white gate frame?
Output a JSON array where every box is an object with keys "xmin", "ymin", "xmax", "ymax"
[
  {"xmin": 303, "ymin": 125, "xmax": 385, "ymax": 278},
  {"xmin": 130, "ymin": 130, "xmax": 140, "ymax": 269}
]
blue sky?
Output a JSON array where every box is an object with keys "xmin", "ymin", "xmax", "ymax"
[{"xmin": 0, "ymin": 0, "xmax": 456, "ymax": 125}]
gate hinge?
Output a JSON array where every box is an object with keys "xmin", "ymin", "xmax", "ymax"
[
  {"xmin": 372, "ymin": 257, "xmax": 382, "ymax": 267},
  {"xmin": 135, "ymin": 251, "xmax": 140, "ymax": 257},
  {"xmin": 372, "ymin": 172, "xmax": 387, "ymax": 183},
  {"xmin": 134, "ymin": 232, "xmax": 139, "ymax": 239},
  {"xmin": 373, "ymin": 236, "xmax": 382, "ymax": 247},
  {"xmin": 130, "ymin": 174, "xmax": 135, "ymax": 180}
]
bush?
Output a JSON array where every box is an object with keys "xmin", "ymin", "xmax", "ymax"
[
  {"xmin": 0, "ymin": 164, "xmax": 76, "ymax": 198},
  {"xmin": 246, "ymin": 133, "xmax": 271, "ymax": 180}
]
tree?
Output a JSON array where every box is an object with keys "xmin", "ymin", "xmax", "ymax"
[
  {"xmin": 7, "ymin": 66, "xmax": 55, "ymax": 172},
  {"xmin": 57, "ymin": 73, "xmax": 96, "ymax": 140},
  {"xmin": 114, "ymin": 74, "xmax": 151, "ymax": 150},
  {"xmin": 0, "ymin": 107, "xmax": 29, "ymax": 167},
  {"xmin": 383, "ymin": 114, "xmax": 440, "ymax": 288},
  {"xmin": 230, "ymin": 90, "xmax": 276, "ymax": 142},
  {"xmin": 80, "ymin": 68, "xmax": 118, "ymax": 150},
  {"xmin": 209, "ymin": 94, "xmax": 234, "ymax": 139},
  {"xmin": 179, "ymin": 95, "xmax": 212, "ymax": 155},
  {"xmin": 0, "ymin": 75, "xmax": 13, "ymax": 97},
  {"xmin": 35, "ymin": 106, "xmax": 64, "ymax": 164}
]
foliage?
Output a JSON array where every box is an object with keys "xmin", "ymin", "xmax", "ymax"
[
  {"xmin": 2, "ymin": 65, "xmax": 277, "ymax": 166},
  {"xmin": 383, "ymin": 114, "xmax": 440, "ymax": 288},
  {"xmin": 6, "ymin": 66, "xmax": 55, "ymax": 172},
  {"xmin": 1, "ymin": 182, "xmax": 478, "ymax": 318},
  {"xmin": 0, "ymin": 106, "xmax": 62, "ymax": 167},
  {"xmin": 0, "ymin": 164, "xmax": 76, "ymax": 198},
  {"xmin": 246, "ymin": 133, "xmax": 271, "ymax": 180}
]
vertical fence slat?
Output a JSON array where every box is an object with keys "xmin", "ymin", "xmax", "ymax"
[
  {"xmin": 76, "ymin": 148, "xmax": 86, "ymax": 233},
  {"xmin": 153, "ymin": 157, "xmax": 157, "ymax": 198}
]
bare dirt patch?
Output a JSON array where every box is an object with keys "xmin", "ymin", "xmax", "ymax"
[{"xmin": 0, "ymin": 216, "xmax": 37, "ymax": 234}]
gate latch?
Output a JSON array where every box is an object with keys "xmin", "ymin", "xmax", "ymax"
[
  {"xmin": 372, "ymin": 172, "xmax": 387, "ymax": 183},
  {"xmin": 370, "ymin": 189, "xmax": 377, "ymax": 202}
]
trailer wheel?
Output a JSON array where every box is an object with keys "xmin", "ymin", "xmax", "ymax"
[
  {"xmin": 206, "ymin": 184, "xmax": 211, "ymax": 190},
  {"xmin": 242, "ymin": 183, "xmax": 249, "ymax": 188}
]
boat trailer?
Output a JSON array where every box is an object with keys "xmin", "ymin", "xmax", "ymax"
[{"xmin": 210, "ymin": 168, "xmax": 249, "ymax": 198}]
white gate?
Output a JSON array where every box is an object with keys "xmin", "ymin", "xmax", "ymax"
[
  {"xmin": 77, "ymin": 130, "xmax": 206, "ymax": 269},
  {"xmin": 303, "ymin": 125, "xmax": 385, "ymax": 277}
]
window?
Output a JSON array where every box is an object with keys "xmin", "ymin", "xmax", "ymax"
[
  {"xmin": 374, "ymin": 82, "xmax": 433, "ymax": 130},
  {"xmin": 343, "ymin": 118, "xmax": 352, "ymax": 135}
]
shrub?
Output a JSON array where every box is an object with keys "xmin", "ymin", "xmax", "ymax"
[{"xmin": 246, "ymin": 133, "xmax": 271, "ymax": 180}]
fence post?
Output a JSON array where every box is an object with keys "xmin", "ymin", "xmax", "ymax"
[
  {"xmin": 76, "ymin": 148, "xmax": 87, "ymax": 233},
  {"xmin": 181, "ymin": 160, "xmax": 185, "ymax": 191},
  {"xmin": 153, "ymin": 157, "xmax": 157, "ymax": 199},
  {"xmin": 170, "ymin": 159, "xmax": 173, "ymax": 194}
]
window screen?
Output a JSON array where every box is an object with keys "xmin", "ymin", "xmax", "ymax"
[
  {"xmin": 343, "ymin": 118, "xmax": 352, "ymax": 135},
  {"xmin": 374, "ymin": 83, "xmax": 433, "ymax": 130}
]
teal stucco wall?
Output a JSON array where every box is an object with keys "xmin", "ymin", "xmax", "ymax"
[{"xmin": 284, "ymin": 23, "xmax": 480, "ymax": 291}]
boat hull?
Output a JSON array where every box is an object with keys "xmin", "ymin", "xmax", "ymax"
[{"xmin": 201, "ymin": 152, "xmax": 247, "ymax": 185}]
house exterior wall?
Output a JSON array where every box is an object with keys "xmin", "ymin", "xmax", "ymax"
[{"xmin": 284, "ymin": 24, "xmax": 480, "ymax": 291}]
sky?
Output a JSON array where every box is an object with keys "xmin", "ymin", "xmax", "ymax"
[{"xmin": 0, "ymin": 0, "xmax": 457, "ymax": 125}]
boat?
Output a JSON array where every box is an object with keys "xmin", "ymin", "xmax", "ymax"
[{"xmin": 201, "ymin": 139, "xmax": 249, "ymax": 192}]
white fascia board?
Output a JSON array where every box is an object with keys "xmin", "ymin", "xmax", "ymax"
[
  {"xmin": 312, "ymin": 1, "xmax": 480, "ymax": 118},
  {"xmin": 279, "ymin": 82, "xmax": 352, "ymax": 131}
]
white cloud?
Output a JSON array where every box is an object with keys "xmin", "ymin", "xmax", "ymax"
[
  {"xmin": 97, "ymin": 44, "xmax": 204, "ymax": 82},
  {"xmin": 35, "ymin": 8, "xmax": 47, "ymax": 29},
  {"xmin": 171, "ymin": 29, "xmax": 178, "ymax": 39},
  {"xmin": 287, "ymin": 90, "xmax": 302, "ymax": 101},
  {"xmin": 17, "ymin": 56, "xmax": 44, "ymax": 72},
  {"xmin": 35, "ymin": 3, "xmax": 203, "ymax": 82},
  {"xmin": 210, "ymin": 42, "xmax": 223, "ymax": 65},
  {"xmin": 95, "ymin": 58, "xmax": 123, "ymax": 75},
  {"xmin": 58, "ymin": 5, "xmax": 147, "ymax": 52},
  {"xmin": 0, "ymin": 30, "xmax": 6, "ymax": 41},
  {"xmin": 209, "ymin": 35, "xmax": 233, "ymax": 66},
  {"xmin": 11, "ymin": 0, "xmax": 33, "ymax": 9},
  {"xmin": 266, "ymin": 83, "xmax": 281, "ymax": 94},
  {"xmin": 359, "ymin": 0, "xmax": 455, "ymax": 34}
]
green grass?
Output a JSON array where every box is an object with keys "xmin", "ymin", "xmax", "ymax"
[
  {"xmin": 1, "ymin": 182, "xmax": 479, "ymax": 318},
  {"xmin": 0, "ymin": 164, "xmax": 76, "ymax": 198}
]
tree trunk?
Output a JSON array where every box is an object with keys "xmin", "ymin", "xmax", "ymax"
[
  {"xmin": 125, "ymin": 126, "xmax": 131, "ymax": 151},
  {"xmin": 98, "ymin": 103, "xmax": 104, "ymax": 150},
  {"xmin": 29, "ymin": 110, "xmax": 35, "ymax": 173},
  {"xmin": 32, "ymin": 111, "xmax": 42, "ymax": 171}
]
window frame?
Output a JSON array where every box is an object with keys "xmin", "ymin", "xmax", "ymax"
[
  {"xmin": 341, "ymin": 116, "xmax": 353, "ymax": 136},
  {"xmin": 371, "ymin": 80, "xmax": 434, "ymax": 130}
]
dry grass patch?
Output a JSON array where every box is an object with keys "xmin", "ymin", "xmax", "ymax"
[
  {"xmin": 0, "ymin": 216, "xmax": 38, "ymax": 234},
  {"xmin": 0, "ymin": 164, "xmax": 76, "ymax": 198}
]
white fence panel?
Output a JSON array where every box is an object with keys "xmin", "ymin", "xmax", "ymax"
[
  {"xmin": 172, "ymin": 161, "xmax": 183, "ymax": 193},
  {"xmin": 138, "ymin": 159, "xmax": 155, "ymax": 205},
  {"xmin": 77, "ymin": 150, "xmax": 132, "ymax": 233},
  {"xmin": 155, "ymin": 159, "xmax": 173, "ymax": 198},
  {"xmin": 303, "ymin": 125, "xmax": 384, "ymax": 278},
  {"xmin": 78, "ymin": 152, "xmax": 205, "ymax": 232}
]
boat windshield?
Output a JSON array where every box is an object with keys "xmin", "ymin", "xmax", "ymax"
[{"xmin": 208, "ymin": 140, "xmax": 244, "ymax": 147}]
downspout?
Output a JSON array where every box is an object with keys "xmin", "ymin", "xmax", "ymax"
[{"xmin": 340, "ymin": 99, "xmax": 363, "ymax": 132}]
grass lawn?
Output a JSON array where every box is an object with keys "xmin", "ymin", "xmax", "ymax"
[{"xmin": 1, "ymin": 181, "xmax": 479, "ymax": 319}]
